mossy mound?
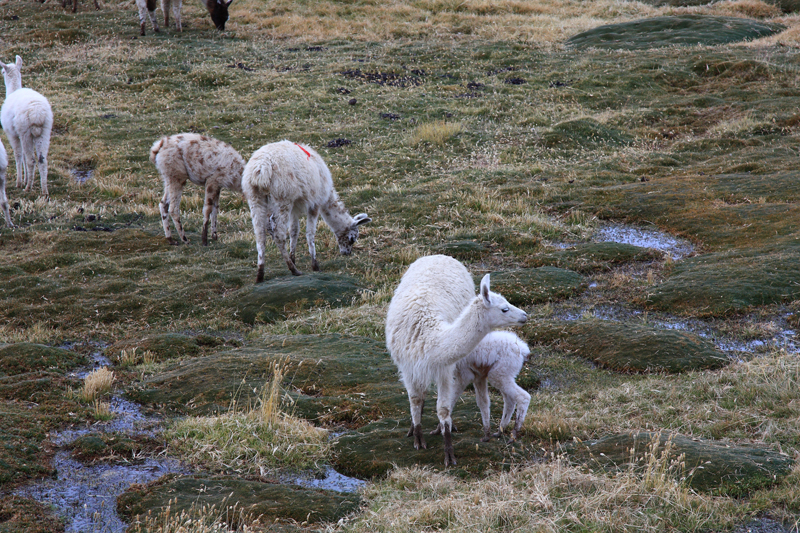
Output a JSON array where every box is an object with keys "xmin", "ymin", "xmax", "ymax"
[
  {"xmin": 645, "ymin": 245, "xmax": 800, "ymax": 317},
  {"xmin": 107, "ymin": 332, "xmax": 228, "ymax": 364},
  {"xmin": 488, "ymin": 267, "xmax": 585, "ymax": 306},
  {"xmin": 531, "ymin": 242, "xmax": 664, "ymax": 273},
  {"xmin": 233, "ymin": 274, "xmax": 365, "ymax": 324},
  {"xmin": 332, "ymin": 417, "xmax": 530, "ymax": 479},
  {"xmin": 528, "ymin": 320, "xmax": 727, "ymax": 373},
  {"xmin": 68, "ymin": 432, "xmax": 160, "ymax": 464},
  {"xmin": 117, "ymin": 475, "xmax": 361, "ymax": 527},
  {"xmin": 566, "ymin": 15, "xmax": 785, "ymax": 50},
  {"xmin": 127, "ymin": 335, "xmax": 408, "ymax": 424},
  {"xmin": 433, "ymin": 240, "xmax": 489, "ymax": 260},
  {"xmin": 567, "ymin": 432, "xmax": 793, "ymax": 495},
  {"xmin": 54, "ymin": 228, "xmax": 170, "ymax": 256},
  {"xmin": 0, "ymin": 343, "xmax": 87, "ymax": 376},
  {"xmin": 541, "ymin": 118, "xmax": 633, "ymax": 149}
]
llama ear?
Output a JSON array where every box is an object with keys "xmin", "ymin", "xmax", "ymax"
[
  {"xmin": 14, "ymin": 56, "xmax": 22, "ymax": 69},
  {"xmin": 480, "ymin": 274, "xmax": 492, "ymax": 306},
  {"xmin": 353, "ymin": 213, "xmax": 372, "ymax": 226},
  {"xmin": 226, "ymin": 0, "xmax": 233, "ymax": 5}
]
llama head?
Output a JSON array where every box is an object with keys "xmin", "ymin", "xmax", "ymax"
[
  {"xmin": 335, "ymin": 212, "xmax": 372, "ymax": 255},
  {"xmin": 211, "ymin": 0, "xmax": 232, "ymax": 30},
  {"xmin": 0, "ymin": 56, "xmax": 23, "ymax": 95},
  {"xmin": 479, "ymin": 274, "xmax": 528, "ymax": 327}
]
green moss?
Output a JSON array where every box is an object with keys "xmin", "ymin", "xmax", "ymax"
[
  {"xmin": 567, "ymin": 432, "xmax": 793, "ymax": 496},
  {"xmin": 118, "ymin": 475, "xmax": 361, "ymax": 527},
  {"xmin": 531, "ymin": 242, "xmax": 663, "ymax": 273},
  {"xmin": 488, "ymin": 266, "xmax": 585, "ymax": 306},
  {"xmin": 530, "ymin": 320, "xmax": 727, "ymax": 373},
  {"xmin": 567, "ymin": 15, "xmax": 785, "ymax": 50}
]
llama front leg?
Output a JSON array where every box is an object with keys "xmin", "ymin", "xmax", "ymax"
[
  {"xmin": 289, "ymin": 214, "xmax": 300, "ymax": 266},
  {"xmin": 162, "ymin": 0, "xmax": 171, "ymax": 28},
  {"xmin": 272, "ymin": 207, "xmax": 302, "ymax": 276},
  {"xmin": 436, "ymin": 375, "xmax": 457, "ymax": 466},
  {"xmin": 305, "ymin": 206, "xmax": 320, "ymax": 271},
  {"xmin": 0, "ymin": 170, "xmax": 13, "ymax": 228},
  {"xmin": 166, "ymin": 185, "xmax": 187, "ymax": 244}
]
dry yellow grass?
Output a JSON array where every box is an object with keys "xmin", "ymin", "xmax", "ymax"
[{"xmin": 80, "ymin": 367, "xmax": 115, "ymax": 403}]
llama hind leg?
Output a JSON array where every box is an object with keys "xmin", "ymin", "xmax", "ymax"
[
  {"xmin": 201, "ymin": 184, "xmax": 220, "ymax": 246},
  {"xmin": 33, "ymin": 137, "xmax": 48, "ymax": 198},
  {"xmin": 406, "ymin": 386, "xmax": 427, "ymax": 450},
  {"xmin": 7, "ymin": 135, "xmax": 23, "ymax": 189},
  {"xmin": 247, "ymin": 196, "xmax": 270, "ymax": 283},
  {"xmin": 473, "ymin": 376, "xmax": 493, "ymax": 442}
]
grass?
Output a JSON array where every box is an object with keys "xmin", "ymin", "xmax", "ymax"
[
  {"xmin": 164, "ymin": 361, "xmax": 330, "ymax": 475},
  {"xmin": 129, "ymin": 498, "xmax": 256, "ymax": 533},
  {"xmin": 3, "ymin": 0, "xmax": 800, "ymax": 530},
  {"xmin": 78, "ymin": 367, "xmax": 115, "ymax": 403},
  {"xmin": 338, "ymin": 451, "xmax": 742, "ymax": 533}
]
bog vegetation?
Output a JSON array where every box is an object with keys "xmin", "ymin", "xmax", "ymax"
[{"xmin": 3, "ymin": 0, "xmax": 800, "ymax": 531}]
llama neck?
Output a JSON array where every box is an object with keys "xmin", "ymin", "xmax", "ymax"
[
  {"xmin": 319, "ymin": 190, "xmax": 352, "ymax": 234},
  {"xmin": 432, "ymin": 298, "xmax": 492, "ymax": 367},
  {"xmin": 4, "ymin": 78, "xmax": 20, "ymax": 96}
]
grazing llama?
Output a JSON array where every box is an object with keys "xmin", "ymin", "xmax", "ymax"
[
  {"xmin": 241, "ymin": 140, "xmax": 371, "ymax": 280},
  {"xmin": 385, "ymin": 254, "xmax": 528, "ymax": 466},
  {"xmin": 150, "ymin": 133, "xmax": 244, "ymax": 245}
]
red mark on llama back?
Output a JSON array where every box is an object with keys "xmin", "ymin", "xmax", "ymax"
[{"xmin": 295, "ymin": 143, "xmax": 312, "ymax": 159}]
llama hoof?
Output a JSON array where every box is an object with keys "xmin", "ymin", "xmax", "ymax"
[
  {"xmin": 444, "ymin": 451, "xmax": 457, "ymax": 467},
  {"xmin": 430, "ymin": 424, "xmax": 441, "ymax": 436},
  {"xmin": 481, "ymin": 434, "xmax": 492, "ymax": 442},
  {"xmin": 412, "ymin": 424, "xmax": 427, "ymax": 450}
]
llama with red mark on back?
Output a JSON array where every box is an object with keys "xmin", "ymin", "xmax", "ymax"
[{"xmin": 241, "ymin": 140, "xmax": 371, "ymax": 280}]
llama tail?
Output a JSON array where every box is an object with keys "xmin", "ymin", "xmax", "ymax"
[{"xmin": 149, "ymin": 137, "xmax": 166, "ymax": 164}]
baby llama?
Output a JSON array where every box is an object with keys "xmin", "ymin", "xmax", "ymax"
[
  {"xmin": 0, "ymin": 56, "xmax": 53, "ymax": 198},
  {"xmin": 437, "ymin": 330, "xmax": 531, "ymax": 442},
  {"xmin": 385, "ymin": 254, "xmax": 528, "ymax": 466}
]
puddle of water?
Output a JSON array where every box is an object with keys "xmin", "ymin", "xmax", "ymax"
[
  {"xmin": 594, "ymin": 223, "xmax": 694, "ymax": 260},
  {"xmin": 16, "ymin": 452, "xmax": 186, "ymax": 533},
  {"xmin": 288, "ymin": 466, "xmax": 366, "ymax": 493},
  {"xmin": 70, "ymin": 169, "xmax": 94, "ymax": 184},
  {"xmin": 18, "ymin": 345, "xmax": 368, "ymax": 530}
]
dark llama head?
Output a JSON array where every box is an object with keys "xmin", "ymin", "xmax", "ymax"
[{"xmin": 205, "ymin": 0, "xmax": 232, "ymax": 30}]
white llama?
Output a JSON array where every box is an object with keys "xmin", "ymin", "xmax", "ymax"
[
  {"xmin": 0, "ymin": 138, "xmax": 14, "ymax": 227},
  {"xmin": 436, "ymin": 330, "xmax": 531, "ymax": 441},
  {"xmin": 385, "ymin": 254, "xmax": 528, "ymax": 466},
  {"xmin": 150, "ymin": 133, "xmax": 244, "ymax": 246},
  {"xmin": 241, "ymin": 140, "xmax": 371, "ymax": 280},
  {"xmin": 0, "ymin": 56, "xmax": 53, "ymax": 198}
]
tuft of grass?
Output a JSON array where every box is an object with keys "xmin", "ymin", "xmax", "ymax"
[
  {"xmin": 92, "ymin": 399, "xmax": 114, "ymax": 422},
  {"xmin": 129, "ymin": 497, "xmax": 255, "ymax": 533},
  {"xmin": 116, "ymin": 348, "xmax": 156, "ymax": 368},
  {"xmin": 408, "ymin": 121, "xmax": 463, "ymax": 146},
  {"xmin": 164, "ymin": 361, "xmax": 329, "ymax": 475},
  {"xmin": 79, "ymin": 367, "xmax": 115, "ymax": 403}
]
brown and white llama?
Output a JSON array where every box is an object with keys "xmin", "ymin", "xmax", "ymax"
[
  {"xmin": 150, "ymin": 133, "xmax": 244, "ymax": 245},
  {"xmin": 241, "ymin": 140, "xmax": 371, "ymax": 280}
]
